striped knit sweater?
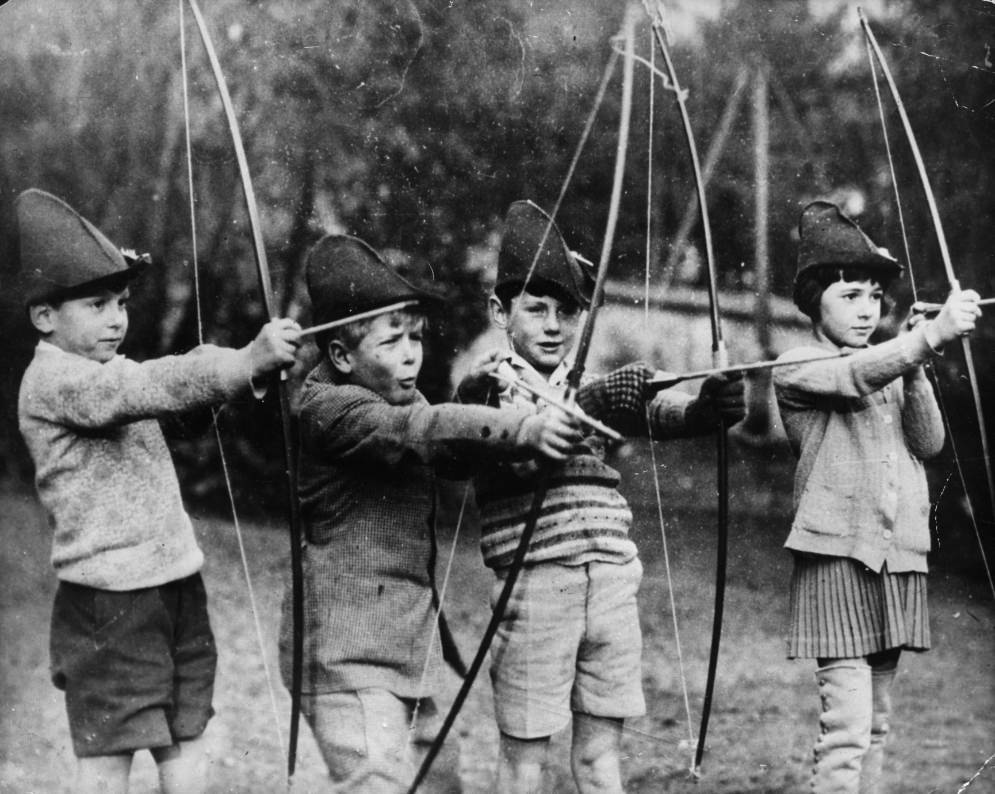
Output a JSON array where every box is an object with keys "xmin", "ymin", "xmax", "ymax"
[{"xmin": 470, "ymin": 355, "xmax": 700, "ymax": 570}]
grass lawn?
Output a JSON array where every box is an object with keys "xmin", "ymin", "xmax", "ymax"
[{"xmin": 1, "ymin": 437, "xmax": 992, "ymax": 792}]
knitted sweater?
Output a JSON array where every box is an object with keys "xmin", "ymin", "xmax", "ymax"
[
  {"xmin": 466, "ymin": 355, "xmax": 703, "ymax": 570},
  {"xmin": 773, "ymin": 324, "xmax": 945, "ymax": 573},
  {"xmin": 278, "ymin": 361, "xmax": 541, "ymax": 697},
  {"xmin": 18, "ymin": 340, "xmax": 255, "ymax": 590}
]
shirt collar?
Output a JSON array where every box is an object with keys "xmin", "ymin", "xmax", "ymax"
[{"xmin": 504, "ymin": 350, "xmax": 573, "ymax": 388}]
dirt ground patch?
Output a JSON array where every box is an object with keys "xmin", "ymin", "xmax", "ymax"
[{"xmin": 2, "ymin": 438, "xmax": 993, "ymax": 792}]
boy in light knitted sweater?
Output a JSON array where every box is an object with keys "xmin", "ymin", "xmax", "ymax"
[
  {"xmin": 275, "ymin": 235, "xmax": 580, "ymax": 792},
  {"xmin": 456, "ymin": 201, "xmax": 744, "ymax": 793},
  {"xmin": 15, "ymin": 189, "xmax": 301, "ymax": 794}
]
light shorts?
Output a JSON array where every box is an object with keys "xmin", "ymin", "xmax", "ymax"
[
  {"xmin": 488, "ymin": 557, "xmax": 645, "ymax": 739},
  {"xmin": 301, "ymin": 689, "xmax": 437, "ymax": 792},
  {"xmin": 50, "ymin": 574, "xmax": 216, "ymax": 757}
]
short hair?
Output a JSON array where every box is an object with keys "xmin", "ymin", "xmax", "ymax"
[
  {"xmin": 792, "ymin": 265, "xmax": 896, "ymax": 323},
  {"xmin": 27, "ymin": 270, "xmax": 133, "ymax": 311},
  {"xmin": 319, "ymin": 308, "xmax": 427, "ymax": 359},
  {"xmin": 493, "ymin": 278, "xmax": 582, "ymax": 314}
]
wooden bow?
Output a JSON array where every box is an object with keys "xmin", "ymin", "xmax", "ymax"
[
  {"xmin": 184, "ymin": 0, "xmax": 306, "ymax": 778},
  {"xmin": 404, "ymin": 7, "xmax": 638, "ymax": 791},
  {"xmin": 860, "ymin": 8, "xmax": 995, "ymax": 595},
  {"xmin": 643, "ymin": 0, "xmax": 729, "ymax": 777}
]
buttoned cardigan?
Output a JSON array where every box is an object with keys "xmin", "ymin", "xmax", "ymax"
[{"xmin": 773, "ymin": 325, "xmax": 945, "ymax": 573}]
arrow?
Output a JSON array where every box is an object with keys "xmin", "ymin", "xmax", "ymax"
[
  {"xmin": 911, "ymin": 297, "xmax": 994, "ymax": 316},
  {"xmin": 647, "ymin": 351, "xmax": 851, "ymax": 392}
]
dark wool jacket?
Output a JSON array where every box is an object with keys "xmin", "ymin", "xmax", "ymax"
[{"xmin": 278, "ymin": 360, "xmax": 538, "ymax": 697}]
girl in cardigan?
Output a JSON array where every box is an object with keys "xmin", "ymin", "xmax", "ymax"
[{"xmin": 773, "ymin": 201, "xmax": 981, "ymax": 793}]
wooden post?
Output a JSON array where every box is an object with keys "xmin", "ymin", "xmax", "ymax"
[
  {"xmin": 662, "ymin": 66, "xmax": 750, "ymax": 285},
  {"xmin": 743, "ymin": 60, "xmax": 774, "ymax": 438}
]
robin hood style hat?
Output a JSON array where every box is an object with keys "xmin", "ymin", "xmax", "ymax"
[
  {"xmin": 496, "ymin": 200, "xmax": 595, "ymax": 308},
  {"xmin": 305, "ymin": 234, "xmax": 442, "ymax": 327},
  {"xmin": 16, "ymin": 188, "xmax": 148, "ymax": 305},
  {"xmin": 795, "ymin": 200, "xmax": 902, "ymax": 283}
]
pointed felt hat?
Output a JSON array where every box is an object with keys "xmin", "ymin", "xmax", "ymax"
[
  {"xmin": 795, "ymin": 200, "xmax": 902, "ymax": 282},
  {"xmin": 305, "ymin": 234, "xmax": 442, "ymax": 327},
  {"xmin": 16, "ymin": 188, "xmax": 146, "ymax": 305},
  {"xmin": 496, "ymin": 200, "xmax": 595, "ymax": 307}
]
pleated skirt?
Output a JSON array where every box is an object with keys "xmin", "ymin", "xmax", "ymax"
[{"xmin": 787, "ymin": 553, "xmax": 930, "ymax": 659}]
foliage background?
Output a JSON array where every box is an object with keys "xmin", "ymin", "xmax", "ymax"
[{"xmin": 0, "ymin": 0, "xmax": 993, "ymax": 534}]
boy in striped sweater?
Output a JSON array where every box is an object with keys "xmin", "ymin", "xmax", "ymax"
[{"xmin": 457, "ymin": 201, "xmax": 744, "ymax": 793}]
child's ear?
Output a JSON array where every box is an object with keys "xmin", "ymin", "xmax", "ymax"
[
  {"xmin": 326, "ymin": 339, "xmax": 352, "ymax": 376},
  {"xmin": 488, "ymin": 295, "xmax": 508, "ymax": 330},
  {"xmin": 28, "ymin": 303, "xmax": 55, "ymax": 334}
]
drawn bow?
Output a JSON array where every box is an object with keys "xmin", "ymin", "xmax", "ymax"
[
  {"xmin": 643, "ymin": 0, "xmax": 730, "ymax": 777},
  {"xmin": 183, "ymin": 0, "xmax": 306, "ymax": 779},
  {"xmin": 859, "ymin": 9, "xmax": 995, "ymax": 594},
  {"xmin": 405, "ymin": 7, "xmax": 638, "ymax": 791}
]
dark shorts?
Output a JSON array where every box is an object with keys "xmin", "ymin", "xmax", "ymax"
[{"xmin": 50, "ymin": 574, "xmax": 217, "ymax": 757}]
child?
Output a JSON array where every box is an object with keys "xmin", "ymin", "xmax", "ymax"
[
  {"xmin": 772, "ymin": 201, "xmax": 981, "ymax": 793},
  {"xmin": 15, "ymin": 188, "xmax": 302, "ymax": 794},
  {"xmin": 456, "ymin": 200, "xmax": 745, "ymax": 793},
  {"xmin": 275, "ymin": 234, "xmax": 581, "ymax": 791}
]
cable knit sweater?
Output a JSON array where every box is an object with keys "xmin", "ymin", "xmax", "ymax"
[{"xmin": 18, "ymin": 340, "xmax": 256, "ymax": 590}]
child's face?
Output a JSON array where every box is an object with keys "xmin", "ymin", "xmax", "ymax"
[
  {"xmin": 337, "ymin": 312, "xmax": 424, "ymax": 405},
  {"xmin": 30, "ymin": 287, "xmax": 130, "ymax": 363},
  {"xmin": 815, "ymin": 278, "xmax": 882, "ymax": 348},
  {"xmin": 492, "ymin": 291, "xmax": 581, "ymax": 376}
]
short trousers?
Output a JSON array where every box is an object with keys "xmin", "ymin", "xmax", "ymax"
[
  {"xmin": 787, "ymin": 553, "xmax": 930, "ymax": 659},
  {"xmin": 50, "ymin": 574, "xmax": 217, "ymax": 757},
  {"xmin": 488, "ymin": 557, "xmax": 645, "ymax": 739},
  {"xmin": 301, "ymin": 689, "xmax": 438, "ymax": 792}
]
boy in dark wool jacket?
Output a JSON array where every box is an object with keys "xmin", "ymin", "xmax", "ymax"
[{"xmin": 277, "ymin": 234, "xmax": 580, "ymax": 791}]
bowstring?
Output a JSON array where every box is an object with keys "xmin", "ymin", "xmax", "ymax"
[
  {"xmin": 400, "ymin": 24, "xmax": 623, "ymax": 780},
  {"xmin": 403, "ymin": 484, "xmax": 472, "ymax": 762},
  {"xmin": 404, "ymin": 15, "xmax": 638, "ymax": 792},
  {"xmin": 865, "ymin": 37, "xmax": 995, "ymax": 599},
  {"xmin": 507, "ymin": 47, "xmax": 620, "ymax": 335},
  {"xmin": 179, "ymin": 0, "xmax": 286, "ymax": 758},
  {"xmin": 644, "ymin": 31, "xmax": 654, "ymax": 327},
  {"xmin": 642, "ymin": 26, "xmax": 696, "ymax": 769}
]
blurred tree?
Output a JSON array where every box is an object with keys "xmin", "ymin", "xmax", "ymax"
[{"xmin": 0, "ymin": 0, "xmax": 991, "ymax": 539}]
